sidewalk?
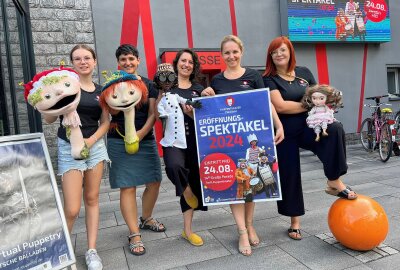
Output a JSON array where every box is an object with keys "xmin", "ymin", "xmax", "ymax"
[{"xmin": 70, "ymin": 145, "xmax": 400, "ymax": 270}]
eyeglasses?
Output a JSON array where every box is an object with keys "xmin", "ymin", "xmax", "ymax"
[
  {"xmin": 72, "ymin": 56, "xmax": 93, "ymax": 63},
  {"xmin": 270, "ymin": 47, "xmax": 288, "ymax": 57},
  {"xmin": 158, "ymin": 72, "xmax": 176, "ymax": 83}
]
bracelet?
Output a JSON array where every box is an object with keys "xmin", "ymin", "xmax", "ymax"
[{"xmin": 91, "ymin": 134, "xmax": 98, "ymax": 142}]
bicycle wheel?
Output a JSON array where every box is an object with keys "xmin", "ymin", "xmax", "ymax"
[
  {"xmin": 360, "ymin": 118, "xmax": 376, "ymax": 152},
  {"xmin": 379, "ymin": 123, "xmax": 393, "ymax": 162}
]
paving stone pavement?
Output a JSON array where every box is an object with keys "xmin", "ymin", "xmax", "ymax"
[{"xmin": 68, "ymin": 145, "xmax": 400, "ymax": 270}]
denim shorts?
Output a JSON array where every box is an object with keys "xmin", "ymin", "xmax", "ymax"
[{"xmin": 57, "ymin": 138, "xmax": 110, "ymax": 176}]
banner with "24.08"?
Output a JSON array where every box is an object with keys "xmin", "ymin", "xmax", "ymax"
[{"xmin": 194, "ymin": 89, "xmax": 282, "ymax": 206}]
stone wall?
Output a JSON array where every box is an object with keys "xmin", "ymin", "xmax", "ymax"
[{"xmin": 28, "ymin": 0, "xmax": 98, "ymax": 172}]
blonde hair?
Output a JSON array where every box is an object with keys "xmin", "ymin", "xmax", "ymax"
[{"xmin": 220, "ymin": 35, "xmax": 244, "ymax": 53}]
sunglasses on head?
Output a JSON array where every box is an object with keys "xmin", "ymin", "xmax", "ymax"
[{"xmin": 158, "ymin": 72, "xmax": 176, "ymax": 83}]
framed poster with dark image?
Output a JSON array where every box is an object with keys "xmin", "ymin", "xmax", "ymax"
[{"xmin": 0, "ymin": 133, "xmax": 75, "ymax": 270}]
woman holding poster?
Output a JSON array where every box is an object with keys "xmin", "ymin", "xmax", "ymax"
[
  {"xmin": 262, "ymin": 36, "xmax": 357, "ymax": 241},
  {"xmin": 157, "ymin": 49, "xmax": 208, "ymax": 247},
  {"xmin": 202, "ymin": 35, "xmax": 284, "ymax": 256}
]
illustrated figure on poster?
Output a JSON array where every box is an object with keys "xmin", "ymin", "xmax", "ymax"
[
  {"xmin": 354, "ymin": 2, "xmax": 366, "ymax": 41},
  {"xmin": 24, "ymin": 65, "xmax": 89, "ymax": 160},
  {"xmin": 155, "ymin": 63, "xmax": 202, "ymax": 149},
  {"xmin": 256, "ymin": 152, "xmax": 278, "ymax": 198},
  {"xmin": 302, "ymin": 84, "xmax": 343, "ymax": 142},
  {"xmin": 99, "ymin": 70, "xmax": 148, "ymax": 154},
  {"xmin": 345, "ymin": 0, "xmax": 357, "ymax": 35},
  {"xmin": 235, "ymin": 158, "xmax": 255, "ymax": 201},
  {"xmin": 245, "ymin": 133, "xmax": 265, "ymax": 172},
  {"xmin": 335, "ymin": 8, "xmax": 350, "ymax": 40}
]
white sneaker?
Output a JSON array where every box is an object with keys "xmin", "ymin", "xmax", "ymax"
[{"xmin": 85, "ymin": 249, "xmax": 103, "ymax": 270}]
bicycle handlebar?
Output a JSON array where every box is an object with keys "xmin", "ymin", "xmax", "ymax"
[{"xmin": 365, "ymin": 95, "xmax": 389, "ymax": 100}]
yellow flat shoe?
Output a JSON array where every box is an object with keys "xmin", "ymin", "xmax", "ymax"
[
  {"xmin": 184, "ymin": 194, "xmax": 199, "ymax": 209},
  {"xmin": 182, "ymin": 231, "xmax": 203, "ymax": 246}
]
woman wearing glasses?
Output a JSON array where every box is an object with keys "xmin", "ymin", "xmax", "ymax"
[
  {"xmin": 157, "ymin": 49, "xmax": 207, "ymax": 247},
  {"xmin": 44, "ymin": 44, "xmax": 110, "ymax": 270},
  {"xmin": 262, "ymin": 36, "xmax": 357, "ymax": 241}
]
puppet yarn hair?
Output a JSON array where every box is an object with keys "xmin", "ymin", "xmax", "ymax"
[{"xmin": 23, "ymin": 66, "xmax": 89, "ymax": 159}]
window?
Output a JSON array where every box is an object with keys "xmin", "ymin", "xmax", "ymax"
[
  {"xmin": 387, "ymin": 67, "xmax": 400, "ymax": 99},
  {"xmin": 0, "ymin": 0, "xmax": 41, "ymax": 135}
]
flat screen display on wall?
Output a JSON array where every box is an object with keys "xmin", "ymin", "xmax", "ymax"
[{"xmin": 284, "ymin": 0, "xmax": 391, "ymax": 42}]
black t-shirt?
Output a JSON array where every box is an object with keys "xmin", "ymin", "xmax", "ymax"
[
  {"xmin": 58, "ymin": 83, "xmax": 102, "ymax": 141},
  {"xmin": 263, "ymin": 66, "xmax": 316, "ymax": 102},
  {"xmin": 211, "ymin": 68, "xmax": 265, "ymax": 94},
  {"xmin": 263, "ymin": 66, "xmax": 316, "ymax": 121},
  {"xmin": 108, "ymin": 76, "xmax": 158, "ymax": 141}
]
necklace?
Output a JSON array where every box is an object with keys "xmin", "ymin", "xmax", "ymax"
[{"xmin": 277, "ymin": 71, "xmax": 295, "ymax": 84}]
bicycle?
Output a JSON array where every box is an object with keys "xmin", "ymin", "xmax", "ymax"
[{"xmin": 359, "ymin": 95, "xmax": 396, "ymax": 162}]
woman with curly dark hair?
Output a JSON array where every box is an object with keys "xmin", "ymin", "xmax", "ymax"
[{"xmin": 157, "ymin": 48, "xmax": 208, "ymax": 247}]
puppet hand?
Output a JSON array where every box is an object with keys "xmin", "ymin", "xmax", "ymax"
[
  {"xmin": 186, "ymin": 99, "xmax": 202, "ymax": 109},
  {"xmin": 80, "ymin": 143, "xmax": 90, "ymax": 159}
]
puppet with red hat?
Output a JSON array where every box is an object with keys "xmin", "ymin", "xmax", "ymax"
[{"xmin": 24, "ymin": 66, "xmax": 89, "ymax": 159}]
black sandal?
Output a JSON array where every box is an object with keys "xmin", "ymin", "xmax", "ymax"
[
  {"xmin": 127, "ymin": 233, "xmax": 146, "ymax": 256},
  {"xmin": 139, "ymin": 217, "xmax": 166, "ymax": 232},
  {"xmin": 325, "ymin": 186, "xmax": 357, "ymax": 200},
  {"xmin": 288, "ymin": 228, "xmax": 302, "ymax": 240}
]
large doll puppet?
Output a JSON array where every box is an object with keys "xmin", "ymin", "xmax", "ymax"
[
  {"xmin": 99, "ymin": 71, "xmax": 148, "ymax": 154},
  {"xmin": 154, "ymin": 63, "xmax": 201, "ymax": 149},
  {"xmin": 24, "ymin": 67, "xmax": 89, "ymax": 160},
  {"xmin": 301, "ymin": 84, "xmax": 343, "ymax": 142}
]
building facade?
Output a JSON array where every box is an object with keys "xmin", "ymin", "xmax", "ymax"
[
  {"xmin": 0, "ymin": 0, "xmax": 96, "ymax": 169},
  {"xmin": 92, "ymin": 0, "xmax": 400, "ymax": 134},
  {"xmin": 1, "ymin": 0, "xmax": 399, "ymax": 163}
]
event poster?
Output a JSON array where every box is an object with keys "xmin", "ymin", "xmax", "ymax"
[
  {"xmin": 0, "ymin": 134, "xmax": 75, "ymax": 270},
  {"xmin": 286, "ymin": 0, "xmax": 391, "ymax": 42},
  {"xmin": 194, "ymin": 89, "xmax": 281, "ymax": 206}
]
